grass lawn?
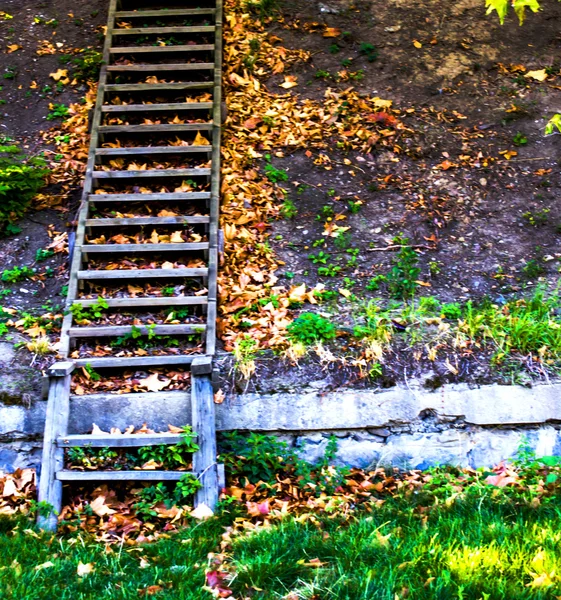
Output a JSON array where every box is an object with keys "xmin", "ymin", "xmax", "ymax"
[{"xmin": 2, "ymin": 484, "xmax": 561, "ymax": 599}]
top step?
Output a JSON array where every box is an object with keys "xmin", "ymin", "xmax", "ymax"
[{"xmin": 115, "ymin": 9, "xmax": 216, "ymax": 18}]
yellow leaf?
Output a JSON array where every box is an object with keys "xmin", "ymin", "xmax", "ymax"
[
  {"xmin": 338, "ymin": 288, "xmax": 352, "ymax": 298},
  {"xmin": 138, "ymin": 372, "xmax": 171, "ymax": 392},
  {"xmin": 89, "ymin": 496, "xmax": 116, "ymax": 518},
  {"xmin": 373, "ymin": 97, "xmax": 393, "ymax": 109},
  {"xmin": 323, "ymin": 27, "xmax": 341, "ymax": 38},
  {"xmin": 50, "ymin": 69, "xmax": 68, "ymax": 82},
  {"xmin": 413, "ymin": 40, "xmax": 422, "ymax": 48},
  {"xmin": 77, "ymin": 562, "xmax": 95, "ymax": 576},
  {"xmin": 6, "ymin": 44, "xmax": 21, "ymax": 53},
  {"xmin": 35, "ymin": 562, "xmax": 55, "ymax": 571},
  {"xmin": 192, "ymin": 131, "xmax": 210, "ymax": 146},
  {"xmin": 525, "ymin": 69, "xmax": 547, "ymax": 82},
  {"xmin": 279, "ymin": 75, "xmax": 298, "ymax": 89},
  {"xmin": 170, "ymin": 231, "xmax": 184, "ymax": 243}
]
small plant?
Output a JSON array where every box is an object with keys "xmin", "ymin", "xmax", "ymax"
[
  {"xmin": 280, "ymin": 198, "xmax": 298, "ymax": 219},
  {"xmin": 545, "ymin": 113, "xmax": 561, "ymax": 135},
  {"xmin": 522, "ymin": 208, "xmax": 550, "ymax": 227},
  {"xmin": 428, "ymin": 260, "xmax": 441, "ymax": 276},
  {"xmin": 512, "ymin": 131, "xmax": 528, "ymax": 146},
  {"xmin": 348, "ymin": 199, "xmax": 362, "ymax": 213},
  {"xmin": 328, "ymin": 43, "xmax": 340, "ymax": 54},
  {"xmin": 315, "ymin": 69, "xmax": 333, "ymax": 80},
  {"xmin": 314, "ymin": 289, "xmax": 338, "ymax": 302},
  {"xmin": 82, "ymin": 363, "xmax": 101, "ymax": 382},
  {"xmin": 264, "ymin": 154, "xmax": 288, "ymax": 183},
  {"xmin": 441, "ymin": 302, "xmax": 462, "ymax": 320},
  {"xmin": 69, "ymin": 297, "xmax": 108, "ymax": 322},
  {"xmin": 318, "ymin": 264, "xmax": 342, "ymax": 277},
  {"xmin": 3, "ymin": 67, "xmax": 16, "ymax": 80},
  {"xmin": 387, "ymin": 236, "xmax": 420, "ymax": 299},
  {"xmin": 35, "ymin": 248, "xmax": 54, "ymax": 262},
  {"xmin": 308, "ymin": 251, "xmax": 331, "ymax": 265},
  {"xmin": 162, "ymin": 286, "xmax": 175, "ymax": 297},
  {"xmin": 287, "ymin": 312, "xmax": 336, "ymax": 345},
  {"xmin": 234, "ymin": 335, "xmax": 259, "ymax": 379},
  {"xmin": 334, "ymin": 231, "xmax": 351, "ymax": 250},
  {"xmin": 46, "ymin": 103, "xmax": 70, "ymax": 121},
  {"xmin": 522, "ymin": 258, "xmax": 545, "ymax": 279},
  {"xmin": 359, "ymin": 42, "xmax": 378, "ymax": 62},
  {"xmin": 1, "ymin": 266, "xmax": 35, "ymax": 283},
  {"xmin": 316, "ymin": 205, "xmax": 335, "ymax": 221},
  {"xmin": 71, "ymin": 48, "xmax": 103, "ymax": 82},
  {"xmin": 366, "ymin": 274, "xmax": 387, "ymax": 291}
]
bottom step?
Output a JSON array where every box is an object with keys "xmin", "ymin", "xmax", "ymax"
[{"xmin": 56, "ymin": 470, "xmax": 190, "ymax": 481}]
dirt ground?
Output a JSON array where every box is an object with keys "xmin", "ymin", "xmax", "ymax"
[{"xmin": 1, "ymin": 0, "xmax": 560, "ymax": 390}]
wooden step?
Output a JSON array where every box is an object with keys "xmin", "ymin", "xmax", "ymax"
[
  {"xmin": 85, "ymin": 216, "xmax": 209, "ymax": 226},
  {"xmin": 102, "ymin": 101, "xmax": 213, "ymax": 113},
  {"xmin": 107, "ymin": 64, "xmax": 214, "ymax": 73},
  {"xmin": 98, "ymin": 123, "xmax": 212, "ymax": 133},
  {"xmin": 57, "ymin": 433, "xmax": 186, "ymax": 447},
  {"xmin": 74, "ymin": 354, "xmax": 203, "ymax": 368},
  {"xmin": 56, "ymin": 470, "xmax": 190, "ymax": 481},
  {"xmin": 110, "ymin": 44, "xmax": 214, "ymax": 54},
  {"xmin": 77, "ymin": 267, "xmax": 208, "ymax": 280},
  {"xmin": 68, "ymin": 323, "xmax": 205, "ymax": 338},
  {"xmin": 115, "ymin": 9, "xmax": 216, "ymax": 18},
  {"xmin": 95, "ymin": 145, "xmax": 211, "ymax": 156},
  {"xmin": 105, "ymin": 82, "xmax": 213, "ymax": 92},
  {"xmin": 88, "ymin": 192, "xmax": 210, "ymax": 202},
  {"xmin": 73, "ymin": 296, "xmax": 208, "ymax": 308},
  {"xmin": 113, "ymin": 26, "xmax": 215, "ymax": 35},
  {"xmin": 82, "ymin": 242, "xmax": 208, "ymax": 254},
  {"xmin": 92, "ymin": 168, "xmax": 210, "ymax": 179}
]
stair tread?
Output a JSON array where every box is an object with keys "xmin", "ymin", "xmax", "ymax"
[
  {"xmin": 85, "ymin": 216, "xmax": 209, "ymax": 226},
  {"xmin": 56, "ymin": 470, "xmax": 191, "ymax": 481},
  {"xmin": 82, "ymin": 242, "xmax": 208, "ymax": 253},
  {"xmin": 95, "ymin": 145, "xmax": 212, "ymax": 155},
  {"xmin": 77, "ymin": 267, "xmax": 208, "ymax": 279},
  {"xmin": 73, "ymin": 354, "xmax": 204, "ymax": 368},
  {"xmin": 110, "ymin": 44, "xmax": 214, "ymax": 54},
  {"xmin": 102, "ymin": 101, "xmax": 213, "ymax": 112},
  {"xmin": 88, "ymin": 192, "xmax": 210, "ymax": 201},
  {"xmin": 92, "ymin": 167, "xmax": 211, "ymax": 179},
  {"xmin": 107, "ymin": 64, "xmax": 214, "ymax": 73},
  {"xmin": 115, "ymin": 8, "xmax": 216, "ymax": 17},
  {"xmin": 68, "ymin": 323, "xmax": 205, "ymax": 338},
  {"xmin": 98, "ymin": 123, "xmax": 212, "ymax": 133},
  {"xmin": 57, "ymin": 433, "xmax": 187, "ymax": 447},
  {"xmin": 114, "ymin": 26, "xmax": 215, "ymax": 35},
  {"xmin": 105, "ymin": 82, "xmax": 213, "ymax": 92},
  {"xmin": 73, "ymin": 296, "xmax": 208, "ymax": 308}
]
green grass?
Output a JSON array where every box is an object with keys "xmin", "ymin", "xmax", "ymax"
[{"xmin": 227, "ymin": 494, "xmax": 561, "ymax": 599}]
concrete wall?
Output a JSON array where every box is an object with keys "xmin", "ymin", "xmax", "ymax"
[{"xmin": 2, "ymin": 379, "xmax": 561, "ymax": 472}]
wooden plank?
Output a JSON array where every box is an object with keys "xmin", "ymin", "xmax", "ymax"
[
  {"xmin": 69, "ymin": 391, "xmax": 189, "ymax": 403},
  {"xmin": 115, "ymin": 9, "xmax": 216, "ymax": 17},
  {"xmin": 192, "ymin": 375, "xmax": 218, "ymax": 509},
  {"xmin": 68, "ymin": 323, "xmax": 206, "ymax": 338},
  {"xmin": 105, "ymin": 82, "xmax": 213, "ymax": 92},
  {"xmin": 56, "ymin": 470, "xmax": 190, "ymax": 481},
  {"xmin": 98, "ymin": 123, "xmax": 212, "ymax": 133},
  {"xmin": 57, "ymin": 433, "xmax": 185, "ymax": 448},
  {"xmin": 113, "ymin": 26, "xmax": 215, "ymax": 35},
  {"xmin": 74, "ymin": 354, "xmax": 202, "ymax": 368},
  {"xmin": 95, "ymin": 145, "xmax": 211, "ymax": 155},
  {"xmin": 77, "ymin": 267, "xmax": 208, "ymax": 279},
  {"xmin": 37, "ymin": 372, "xmax": 72, "ymax": 531},
  {"xmin": 88, "ymin": 192, "xmax": 210, "ymax": 201},
  {"xmin": 73, "ymin": 296, "xmax": 207, "ymax": 308},
  {"xmin": 92, "ymin": 168, "xmax": 211, "ymax": 179},
  {"xmin": 101, "ymin": 101, "xmax": 213, "ymax": 111},
  {"xmin": 85, "ymin": 216, "xmax": 210, "ymax": 226},
  {"xmin": 191, "ymin": 355, "xmax": 212, "ymax": 375},
  {"xmin": 47, "ymin": 362, "xmax": 75, "ymax": 376},
  {"xmin": 107, "ymin": 64, "xmax": 214, "ymax": 73},
  {"xmin": 80, "ymin": 242, "xmax": 209, "ymax": 252},
  {"xmin": 110, "ymin": 44, "xmax": 214, "ymax": 54}
]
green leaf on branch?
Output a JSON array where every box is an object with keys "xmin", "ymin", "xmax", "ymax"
[{"xmin": 545, "ymin": 114, "xmax": 561, "ymax": 135}]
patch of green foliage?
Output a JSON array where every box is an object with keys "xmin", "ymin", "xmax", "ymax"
[
  {"xmin": 263, "ymin": 154, "xmax": 288, "ymax": 183},
  {"xmin": 46, "ymin": 103, "xmax": 70, "ymax": 121},
  {"xmin": 287, "ymin": 311, "xmax": 336, "ymax": 345},
  {"xmin": 358, "ymin": 42, "xmax": 378, "ymax": 62},
  {"xmin": 0, "ymin": 142, "xmax": 48, "ymax": 236},
  {"xmin": 69, "ymin": 297, "xmax": 108, "ymax": 322},
  {"xmin": 71, "ymin": 48, "xmax": 104, "ymax": 82},
  {"xmin": 387, "ymin": 235, "xmax": 421, "ymax": 299},
  {"xmin": 1, "ymin": 266, "xmax": 35, "ymax": 283}
]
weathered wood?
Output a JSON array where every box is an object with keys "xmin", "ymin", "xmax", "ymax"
[
  {"xmin": 69, "ymin": 390, "xmax": 190, "ymax": 403},
  {"xmin": 191, "ymin": 355, "xmax": 213, "ymax": 375},
  {"xmin": 37, "ymin": 372, "xmax": 72, "ymax": 531},
  {"xmin": 77, "ymin": 267, "xmax": 208, "ymax": 279},
  {"xmin": 57, "ymin": 433, "xmax": 186, "ymax": 448},
  {"xmin": 74, "ymin": 354, "xmax": 200, "ymax": 368},
  {"xmin": 92, "ymin": 167, "xmax": 211, "ymax": 179},
  {"xmin": 105, "ymin": 82, "xmax": 213, "ymax": 92},
  {"xmin": 192, "ymin": 375, "xmax": 218, "ymax": 509},
  {"xmin": 85, "ymin": 216, "xmax": 209, "ymax": 226},
  {"xmin": 89, "ymin": 192, "xmax": 210, "ymax": 201},
  {"xmin": 46, "ymin": 361, "xmax": 75, "ymax": 376},
  {"xmin": 113, "ymin": 26, "xmax": 215, "ymax": 35},
  {"xmin": 56, "ymin": 470, "xmax": 190, "ymax": 481},
  {"xmin": 107, "ymin": 64, "xmax": 214, "ymax": 73},
  {"xmin": 80, "ymin": 242, "xmax": 209, "ymax": 252},
  {"xmin": 68, "ymin": 323, "xmax": 206, "ymax": 338},
  {"xmin": 95, "ymin": 145, "xmax": 212, "ymax": 155},
  {"xmin": 98, "ymin": 123, "xmax": 212, "ymax": 133},
  {"xmin": 115, "ymin": 9, "xmax": 216, "ymax": 17},
  {"xmin": 101, "ymin": 101, "xmax": 213, "ymax": 111},
  {"xmin": 73, "ymin": 296, "xmax": 207, "ymax": 308},
  {"xmin": 110, "ymin": 44, "xmax": 214, "ymax": 54}
]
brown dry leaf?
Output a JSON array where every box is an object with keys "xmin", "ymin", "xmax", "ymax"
[
  {"xmin": 192, "ymin": 131, "xmax": 210, "ymax": 146},
  {"xmin": 323, "ymin": 27, "xmax": 341, "ymax": 37},
  {"xmin": 138, "ymin": 373, "xmax": 171, "ymax": 392},
  {"xmin": 138, "ymin": 586, "xmax": 164, "ymax": 597},
  {"xmin": 89, "ymin": 496, "xmax": 116, "ymax": 517},
  {"xmin": 279, "ymin": 75, "xmax": 298, "ymax": 89},
  {"xmin": 50, "ymin": 69, "xmax": 69, "ymax": 83}
]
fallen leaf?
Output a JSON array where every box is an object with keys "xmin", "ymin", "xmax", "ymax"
[
  {"xmin": 413, "ymin": 40, "xmax": 422, "ymax": 48},
  {"xmin": 89, "ymin": 495, "xmax": 116, "ymax": 517},
  {"xmin": 77, "ymin": 562, "xmax": 94, "ymax": 576},
  {"xmin": 7, "ymin": 44, "xmax": 21, "ymax": 53},
  {"xmin": 192, "ymin": 131, "xmax": 210, "ymax": 146},
  {"xmin": 525, "ymin": 69, "xmax": 547, "ymax": 82},
  {"xmin": 191, "ymin": 503, "xmax": 214, "ymax": 520},
  {"xmin": 323, "ymin": 27, "xmax": 341, "ymax": 37},
  {"xmin": 138, "ymin": 373, "xmax": 171, "ymax": 392},
  {"xmin": 279, "ymin": 75, "xmax": 298, "ymax": 89}
]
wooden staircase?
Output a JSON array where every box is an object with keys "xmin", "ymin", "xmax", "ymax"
[{"xmin": 37, "ymin": 0, "xmax": 223, "ymax": 530}]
